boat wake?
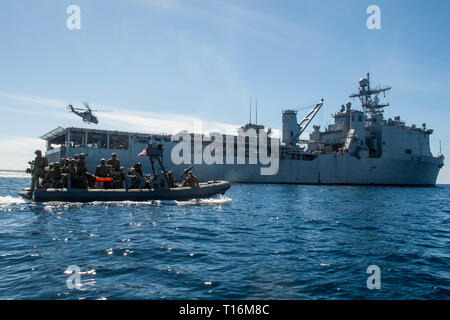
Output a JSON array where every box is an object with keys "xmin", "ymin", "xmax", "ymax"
[
  {"xmin": 0, "ymin": 196, "xmax": 232, "ymax": 209},
  {"xmin": 0, "ymin": 196, "xmax": 26, "ymax": 207},
  {"xmin": 175, "ymin": 196, "xmax": 232, "ymax": 206}
]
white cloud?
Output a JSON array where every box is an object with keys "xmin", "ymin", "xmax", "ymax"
[
  {"xmin": 0, "ymin": 92, "xmax": 249, "ymax": 135},
  {"xmin": 0, "ymin": 92, "xmax": 66, "ymax": 109},
  {"xmin": 100, "ymin": 109, "xmax": 241, "ymax": 135},
  {"xmin": 0, "ymin": 135, "xmax": 45, "ymax": 170}
]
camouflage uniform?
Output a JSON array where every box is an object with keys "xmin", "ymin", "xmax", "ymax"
[
  {"xmin": 182, "ymin": 171, "xmax": 199, "ymax": 187},
  {"xmin": 63, "ymin": 160, "xmax": 77, "ymax": 188},
  {"xmin": 107, "ymin": 153, "xmax": 121, "ymax": 172},
  {"xmin": 77, "ymin": 154, "xmax": 87, "ymax": 174},
  {"xmin": 107, "ymin": 153, "xmax": 122, "ymax": 187},
  {"xmin": 60, "ymin": 158, "xmax": 68, "ymax": 174},
  {"xmin": 128, "ymin": 163, "xmax": 145, "ymax": 188},
  {"xmin": 42, "ymin": 163, "xmax": 53, "ymax": 187},
  {"xmin": 30, "ymin": 150, "xmax": 47, "ymax": 191},
  {"xmin": 74, "ymin": 154, "xmax": 88, "ymax": 189},
  {"xmin": 94, "ymin": 159, "xmax": 109, "ymax": 177},
  {"xmin": 42, "ymin": 163, "xmax": 62, "ymax": 188}
]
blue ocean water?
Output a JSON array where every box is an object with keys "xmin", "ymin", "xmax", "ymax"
[{"xmin": 0, "ymin": 170, "xmax": 449, "ymax": 300}]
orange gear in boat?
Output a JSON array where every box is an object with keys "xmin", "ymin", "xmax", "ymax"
[{"xmin": 95, "ymin": 177, "xmax": 113, "ymax": 182}]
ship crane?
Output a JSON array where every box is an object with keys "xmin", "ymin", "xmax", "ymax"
[
  {"xmin": 282, "ymin": 99, "xmax": 324, "ymax": 148},
  {"xmin": 295, "ymin": 99, "xmax": 324, "ymax": 141}
]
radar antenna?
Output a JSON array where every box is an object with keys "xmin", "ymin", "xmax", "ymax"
[{"xmin": 349, "ymin": 73, "xmax": 391, "ymax": 117}]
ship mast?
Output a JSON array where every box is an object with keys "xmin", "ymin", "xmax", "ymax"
[
  {"xmin": 349, "ymin": 73, "xmax": 391, "ymax": 118},
  {"xmin": 249, "ymin": 98, "xmax": 252, "ymax": 124}
]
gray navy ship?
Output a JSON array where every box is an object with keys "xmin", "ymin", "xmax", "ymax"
[{"xmin": 40, "ymin": 74, "xmax": 444, "ymax": 186}]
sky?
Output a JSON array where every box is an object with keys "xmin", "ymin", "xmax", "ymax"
[{"xmin": 0, "ymin": 0, "xmax": 449, "ymax": 183}]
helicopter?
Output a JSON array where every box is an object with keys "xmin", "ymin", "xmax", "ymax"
[{"xmin": 67, "ymin": 102, "xmax": 110, "ymax": 124}]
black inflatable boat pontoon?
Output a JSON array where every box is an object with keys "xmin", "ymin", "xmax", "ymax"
[{"xmin": 18, "ymin": 180, "xmax": 231, "ymax": 202}]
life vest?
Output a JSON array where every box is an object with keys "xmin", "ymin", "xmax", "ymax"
[{"xmin": 186, "ymin": 175, "xmax": 198, "ymax": 185}]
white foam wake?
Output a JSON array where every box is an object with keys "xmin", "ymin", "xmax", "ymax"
[
  {"xmin": 175, "ymin": 199, "xmax": 197, "ymax": 206},
  {"xmin": 0, "ymin": 196, "xmax": 26, "ymax": 207},
  {"xmin": 199, "ymin": 196, "xmax": 232, "ymax": 205},
  {"xmin": 175, "ymin": 196, "xmax": 232, "ymax": 206}
]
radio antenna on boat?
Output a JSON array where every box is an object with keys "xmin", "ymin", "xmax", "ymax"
[{"xmin": 145, "ymin": 142, "xmax": 170, "ymax": 187}]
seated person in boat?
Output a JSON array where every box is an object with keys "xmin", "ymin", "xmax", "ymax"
[
  {"xmin": 41, "ymin": 163, "xmax": 52, "ymax": 187},
  {"xmin": 62, "ymin": 158, "xmax": 88, "ymax": 189},
  {"xmin": 127, "ymin": 162, "xmax": 145, "ymax": 189},
  {"xmin": 77, "ymin": 153, "xmax": 87, "ymax": 174},
  {"xmin": 167, "ymin": 170, "xmax": 177, "ymax": 188},
  {"xmin": 107, "ymin": 153, "xmax": 121, "ymax": 172},
  {"xmin": 74, "ymin": 166, "xmax": 88, "ymax": 189},
  {"xmin": 182, "ymin": 171, "xmax": 199, "ymax": 187},
  {"xmin": 60, "ymin": 158, "xmax": 69, "ymax": 174},
  {"xmin": 107, "ymin": 153, "xmax": 122, "ymax": 187},
  {"xmin": 78, "ymin": 153, "xmax": 96, "ymax": 188},
  {"xmin": 128, "ymin": 162, "xmax": 143, "ymax": 176},
  {"xmin": 94, "ymin": 158, "xmax": 112, "ymax": 188},
  {"xmin": 63, "ymin": 159, "xmax": 77, "ymax": 188},
  {"xmin": 146, "ymin": 171, "xmax": 165, "ymax": 189},
  {"xmin": 42, "ymin": 162, "xmax": 63, "ymax": 188},
  {"xmin": 95, "ymin": 159, "xmax": 110, "ymax": 177}
]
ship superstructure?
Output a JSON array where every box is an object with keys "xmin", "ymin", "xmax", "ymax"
[{"xmin": 40, "ymin": 74, "xmax": 444, "ymax": 186}]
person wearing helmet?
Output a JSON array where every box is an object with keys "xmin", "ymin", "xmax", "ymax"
[
  {"xmin": 182, "ymin": 171, "xmax": 199, "ymax": 187},
  {"xmin": 107, "ymin": 153, "xmax": 122, "ymax": 187},
  {"xmin": 59, "ymin": 158, "xmax": 66, "ymax": 172},
  {"xmin": 42, "ymin": 162, "xmax": 62, "ymax": 188},
  {"xmin": 29, "ymin": 150, "xmax": 47, "ymax": 191},
  {"xmin": 127, "ymin": 162, "xmax": 144, "ymax": 189},
  {"xmin": 132, "ymin": 162, "xmax": 143, "ymax": 176},
  {"xmin": 59, "ymin": 158, "xmax": 67, "ymax": 174},
  {"xmin": 70, "ymin": 153, "xmax": 88, "ymax": 188},
  {"xmin": 76, "ymin": 153, "xmax": 87, "ymax": 175},
  {"xmin": 94, "ymin": 158, "xmax": 109, "ymax": 178},
  {"xmin": 107, "ymin": 153, "xmax": 121, "ymax": 172}
]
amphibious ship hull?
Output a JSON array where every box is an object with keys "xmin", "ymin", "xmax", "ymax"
[
  {"xmin": 170, "ymin": 154, "xmax": 442, "ymax": 186},
  {"xmin": 45, "ymin": 140, "xmax": 442, "ymax": 186}
]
